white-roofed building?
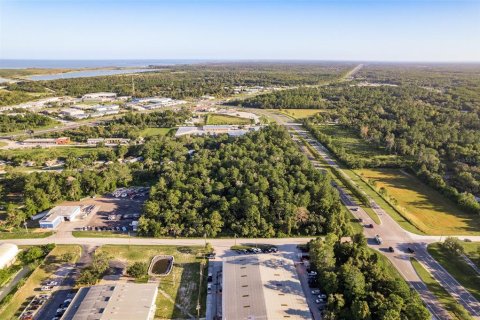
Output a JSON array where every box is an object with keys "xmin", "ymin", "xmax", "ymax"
[
  {"xmin": 82, "ymin": 92, "xmax": 117, "ymax": 102},
  {"xmin": 39, "ymin": 206, "xmax": 82, "ymax": 229},
  {"xmin": 0, "ymin": 243, "xmax": 19, "ymax": 269},
  {"xmin": 222, "ymin": 254, "xmax": 310, "ymax": 320}
]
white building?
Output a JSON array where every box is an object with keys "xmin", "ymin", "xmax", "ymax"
[
  {"xmin": 82, "ymin": 92, "xmax": 117, "ymax": 102},
  {"xmin": 62, "ymin": 283, "xmax": 158, "ymax": 320},
  {"xmin": 175, "ymin": 125, "xmax": 262, "ymax": 137},
  {"xmin": 39, "ymin": 206, "xmax": 82, "ymax": 229},
  {"xmin": 61, "ymin": 108, "xmax": 86, "ymax": 118},
  {"xmin": 0, "ymin": 243, "xmax": 19, "ymax": 269},
  {"xmin": 87, "ymin": 138, "xmax": 130, "ymax": 146}
]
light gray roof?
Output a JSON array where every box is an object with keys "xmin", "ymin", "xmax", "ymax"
[
  {"xmin": 62, "ymin": 283, "xmax": 157, "ymax": 320},
  {"xmin": 222, "ymin": 254, "xmax": 310, "ymax": 320}
]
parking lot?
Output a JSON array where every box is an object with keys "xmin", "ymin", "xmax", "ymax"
[{"xmin": 55, "ymin": 187, "xmax": 149, "ymax": 234}]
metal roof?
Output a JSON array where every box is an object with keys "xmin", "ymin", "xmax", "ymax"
[
  {"xmin": 62, "ymin": 283, "xmax": 158, "ymax": 320},
  {"xmin": 222, "ymin": 254, "xmax": 311, "ymax": 320}
]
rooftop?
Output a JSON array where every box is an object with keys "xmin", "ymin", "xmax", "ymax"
[
  {"xmin": 222, "ymin": 254, "xmax": 310, "ymax": 320},
  {"xmin": 41, "ymin": 206, "xmax": 81, "ymax": 223},
  {"xmin": 62, "ymin": 283, "xmax": 158, "ymax": 320}
]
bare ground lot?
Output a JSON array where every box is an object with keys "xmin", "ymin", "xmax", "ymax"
[{"xmin": 55, "ymin": 194, "xmax": 147, "ymax": 233}]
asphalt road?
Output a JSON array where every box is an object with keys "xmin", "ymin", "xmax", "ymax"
[{"xmin": 259, "ymin": 110, "xmax": 480, "ymax": 319}]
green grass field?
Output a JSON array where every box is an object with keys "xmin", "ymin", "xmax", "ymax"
[
  {"xmin": 139, "ymin": 127, "xmax": 173, "ymax": 137},
  {"xmin": 276, "ymin": 109, "xmax": 326, "ymax": 119},
  {"xmin": 316, "ymin": 124, "xmax": 398, "ymax": 163},
  {"xmin": 206, "ymin": 114, "xmax": 252, "ymax": 125},
  {"xmin": 356, "ymin": 168, "xmax": 480, "ymax": 235},
  {"xmin": 0, "ymin": 245, "xmax": 81, "ymax": 320},
  {"xmin": 0, "ymin": 231, "xmax": 53, "ymax": 240},
  {"xmin": 462, "ymin": 242, "xmax": 480, "ymax": 263},
  {"xmin": 411, "ymin": 257, "xmax": 473, "ymax": 320},
  {"xmin": 96, "ymin": 245, "xmax": 207, "ymax": 319},
  {"xmin": 428, "ymin": 243, "xmax": 480, "ymax": 302}
]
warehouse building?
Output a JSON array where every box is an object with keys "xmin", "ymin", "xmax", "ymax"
[
  {"xmin": 62, "ymin": 283, "xmax": 158, "ymax": 320},
  {"xmin": 82, "ymin": 92, "xmax": 117, "ymax": 102},
  {"xmin": 0, "ymin": 243, "xmax": 19, "ymax": 269},
  {"xmin": 39, "ymin": 206, "xmax": 82, "ymax": 229},
  {"xmin": 222, "ymin": 254, "xmax": 310, "ymax": 320}
]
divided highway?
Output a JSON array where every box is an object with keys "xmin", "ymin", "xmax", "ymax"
[{"xmin": 259, "ymin": 109, "xmax": 480, "ymax": 320}]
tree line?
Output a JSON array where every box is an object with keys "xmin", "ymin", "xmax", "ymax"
[
  {"xmin": 137, "ymin": 125, "xmax": 352, "ymax": 238},
  {"xmin": 309, "ymin": 234, "xmax": 430, "ymax": 319},
  {"xmin": 38, "ymin": 109, "xmax": 191, "ymax": 142},
  {"xmin": 0, "ymin": 112, "xmax": 57, "ymax": 133}
]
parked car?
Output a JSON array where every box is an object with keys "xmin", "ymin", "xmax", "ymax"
[
  {"xmin": 315, "ymin": 299, "xmax": 325, "ymax": 304},
  {"xmin": 308, "ymin": 271, "xmax": 318, "ymax": 276},
  {"xmin": 366, "ymin": 224, "xmax": 374, "ymax": 228},
  {"xmin": 207, "ymin": 284, "xmax": 212, "ymax": 294},
  {"xmin": 388, "ymin": 246, "xmax": 395, "ymax": 253},
  {"xmin": 41, "ymin": 286, "xmax": 52, "ymax": 291},
  {"xmin": 208, "ymin": 273, "xmax": 213, "ymax": 282},
  {"xmin": 206, "ymin": 253, "xmax": 216, "ymax": 259},
  {"xmin": 407, "ymin": 247, "xmax": 415, "ymax": 254},
  {"xmin": 311, "ymin": 289, "xmax": 321, "ymax": 295}
]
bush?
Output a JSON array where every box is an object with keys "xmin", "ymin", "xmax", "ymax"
[{"xmin": 127, "ymin": 262, "xmax": 148, "ymax": 278}]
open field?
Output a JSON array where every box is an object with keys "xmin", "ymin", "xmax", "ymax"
[
  {"xmin": 356, "ymin": 168, "xmax": 480, "ymax": 235},
  {"xmin": 139, "ymin": 127, "xmax": 173, "ymax": 137},
  {"xmin": 0, "ymin": 245, "xmax": 81, "ymax": 320},
  {"xmin": 0, "ymin": 231, "xmax": 53, "ymax": 240},
  {"xmin": 276, "ymin": 109, "xmax": 326, "ymax": 119},
  {"xmin": 96, "ymin": 245, "xmax": 207, "ymax": 319},
  {"xmin": 411, "ymin": 258, "xmax": 473, "ymax": 320},
  {"xmin": 428, "ymin": 243, "xmax": 480, "ymax": 301},
  {"xmin": 316, "ymin": 124, "xmax": 398, "ymax": 163},
  {"xmin": 206, "ymin": 114, "xmax": 252, "ymax": 125}
]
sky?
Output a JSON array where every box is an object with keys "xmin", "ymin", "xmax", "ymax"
[{"xmin": 0, "ymin": 0, "xmax": 479, "ymax": 62}]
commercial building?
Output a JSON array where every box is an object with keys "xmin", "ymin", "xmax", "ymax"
[
  {"xmin": 87, "ymin": 138, "xmax": 130, "ymax": 146},
  {"xmin": 0, "ymin": 243, "xmax": 19, "ymax": 269},
  {"xmin": 61, "ymin": 108, "xmax": 86, "ymax": 118},
  {"xmin": 39, "ymin": 206, "xmax": 81, "ymax": 229},
  {"xmin": 22, "ymin": 137, "xmax": 70, "ymax": 146},
  {"xmin": 222, "ymin": 254, "xmax": 310, "ymax": 320},
  {"xmin": 82, "ymin": 92, "xmax": 117, "ymax": 102},
  {"xmin": 62, "ymin": 283, "xmax": 158, "ymax": 320},
  {"xmin": 175, "ymin": 125, "xmax": 262, "ymax": 137}
]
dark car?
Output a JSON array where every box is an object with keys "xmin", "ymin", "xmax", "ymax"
[
  {"xmin": 388, "ymin": 246, "xmax": 394, "ymax": 253},
  {"xmin": 407, "ymin": 247, "xmax": 415, "ymax": 254},
  {"xmin": 206, "ymin": 253, "xmax": 216, "ymax": 259},
  {"xmin": 366, "ymin": 224, "xmax": 374, "ymax": 228}
]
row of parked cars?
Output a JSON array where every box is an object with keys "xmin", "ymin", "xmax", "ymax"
[
  {"xmin": 52, "ymin": 293, "xmax": 75, "ymax": 320},
  {"xmin": 233, "ymin": 246, "xmax": 278, "ymax": 255},
  {"xmin": 19, "ymin": 294, "xmax": 50, "ymax": 320},
  {"xmin": 81, "ymin": 225, "xmax": 131, "ymax": 232}
]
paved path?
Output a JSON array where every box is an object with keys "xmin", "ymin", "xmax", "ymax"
[
  {"xmin": 462, "ymin": 254, "xmax": 480, "ymax": 275},
  {"xmin": 0, "ymin": 266, "xmax": 30, "ymax": 302}
]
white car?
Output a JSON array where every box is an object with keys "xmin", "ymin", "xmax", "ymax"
[
  {"xmin": 308, "ymin": 271, "xmax": 318, "ymax": 276},
  {"xmin": 41, "ymin": 286, "xmax": 52, "ymax": 291},
  {"xmin": 311, "ymin": 289, "xmax": 321, "ymax": 295}
]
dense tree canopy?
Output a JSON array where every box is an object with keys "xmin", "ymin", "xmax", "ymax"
[
  {"xmin": 0, "ymin": 112, "xmax": 57, "ymax": 133},
  {"xmin": 309, "ymin": 234, "xmax": 430, "ymax": 320},
  {"xmin": 138, "ymin": 125, "xmax": 351, "ymax": 237}
]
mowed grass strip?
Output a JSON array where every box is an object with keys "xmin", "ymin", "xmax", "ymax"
[
  {"xmin": 206, "ymin": 114, "xmax": 252, "ymax": 125},
  {"xmin": 276, "ymin": 109, "xmax": 326, "ymax": 119},
  {"xmin": 139, "ymin": 127, "xmax": 173, "ymax": 137},
  {"xmin": 428, "ymin": 243, "xmax": 480, "ymax": 301},
  {"xmin": 411, "ymin": 258, "xmax": 473, "ymax": 320},
  {"xmin": 0, "ymin": 245, "xmax": 81, "ymax": 320},
  {"xmin": 0, "ymin": 231, "xmax": 53, "ymax": 240},
  {"xmin": 356, "ymin": 168, "xmax": 480, "ymax": 235},
  {"xmin": 96, "ymin": 245, "xmax": 207, "ymax": 319}
]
